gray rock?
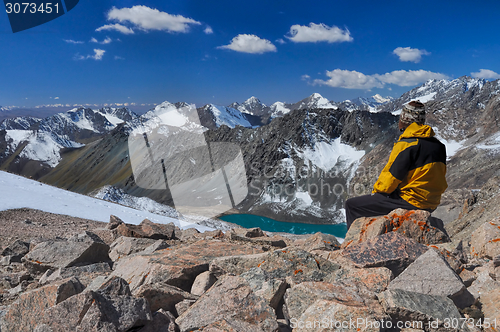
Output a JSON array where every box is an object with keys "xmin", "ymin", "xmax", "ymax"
[
  {"xmin": 240, "ymin": 267, "xmax": 288, "ymax": 310},
  {"xmin": 291, "ymin": 299, "xmax": 386, "ymax": 332},
  {"xmin": 108, "ymin": 236, "xmax": 158, "ymax": 261},
  {"xmin": 190, "ymin": 271, "xmax": 217, "ymax": 296},
  {"xmin": 176, "ymin": 275, "xmax": 278, "ymax": 332},
  {"xmin": 140, "ymin": 219, "xmax": 176, "ymax": 240},
  {"xmin": 378, "ymin": 289, "xmax": 462, "ymax": 330},
  {"xmin": 97, "ymin": 276, "xmax": 131, "ymax": 296},
  {"xmin": 1, "ymin": 240, "xmax": 30, "ymax": 263},
  {"xmin": 138, "ymin": 309, "xmax": 178, "ymax": 332},
  {"xmin": 23, "ymin": 232, "xmax": 110, "ymax": 274},
  {"xmin": 388, "ymin": 249, "xmax": 475, "ymax": 309},
  {"xmin": 470, "ymin": 218, "xmax": 500, "ymax": 259},
  {"xmin": 133, "ymin": 282, "xmax": 198, "ymax": 314},
  {"xmin": 37, "ymin": 290, "xmax": 152, "ymax": 332},
  {"xmin": 140, "ymin": 240, "xmax": 170, "ymax": 255},
  {"xmin": 467, "ymin": 266, "xmax": 500, "ymax": 301},
  {"xmin": 110, "ymin": 240, "xmax": 263, "ymax": 292},
  {"xmin": 284, "ymin": 281, "xmax": 366, "ymax": 321},
  {"xmin": 478, "ymin": 287, "xmax": 500, "ymax": 330},
  {"xmin": 39, "ymin": 262, "xmax": 112, "ymax": 286},
  {"xmin": 174, "ymin": 300, "xmax": 196, "ymax": 317},
  {"xmin": 341, "ymin": 232, "xmax": 429, "ymax": 276},
  {"xmin": 326, "ymin": 256, "xmax": 393, "ymax": 293},
  {"xmin": 292, "ymin": 232, "xmax": 341, "ymax": 252},
  {"xmin": 108, "ymin": 215, "xmax": 124, "ymax": 230},
  {"xmin": 0, "ymin": 277, "xmax": 85, "ymax": 332},
  {"xmin": 230, "ymin": 227, "xmax": 266, "ymax": 238},
  {"xmin": 210, "ymin": 247, "xmax": 340, "ymax": 284}
]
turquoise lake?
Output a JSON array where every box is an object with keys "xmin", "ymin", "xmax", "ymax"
[{"xmin": 219, "ymin": 214, "xmax": 347, "ymax": 239}]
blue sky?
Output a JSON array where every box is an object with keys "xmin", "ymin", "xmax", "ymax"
[{"xmin": 1, "ymin": 0, "xmax": 500, "ymax": 110}]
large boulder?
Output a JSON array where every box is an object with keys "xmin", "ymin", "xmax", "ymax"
[
  {"xmin": 22, "ymin": 232, "xmax": 110, "ymax": 274},
  {"xmin": 325, "ymin": 256, "xmax": 393, "ymax": 293},
  {"xmin": 138, "ymin": 309, "xmax": 178, "ymax": 332},
  {"xmin": 240, "ymin": 267, "xmax": 288, "ymax": 311},
  {"xmin": 39, "ymin": 262, "xmax": 112, "ymax": 287},
  {"xmin": 176, "ymin": 275, "xmax": 279, "ymax": 332},
  {"xmin": 470, "ymin": 217, "xmax": 500, "ymax": 259},
  {"xmin": 478, "ymin": 287, "xmax": 500, "ymax": 332},
  {"xmin": 210, "ymin": 247, "xmax": 341, "ymax": 284},
  {"xmin": 190, "ymin": 271, "xmax": 217, "ymax": 296},
  {"xmin": 284, "ymin": 281, "xmax": 365, "ymax": 320},
  {"xmin": 387, "ymin": 249, "xmax": 474, "ymax": 309},
  {"xmin": 37, "ymin": 290, "xmax": 152, "ymax": 332},
  {"xmin": 291, "ymin": 232, "xmax": 341, "ymax": 253},
  {"xmin": 343, "ymin": 209, "xmax": 450, "ymax": 249},
  {"xmin": 108, "ymin": 236, "xmax": 161, "ymax": 261},
  {"xmin": 139, "ymin": 219, "xmax": 176, "ymax": 240},
  {"xmin": 133, "ymin": 282, "xmax": 198, "ymax": 314},
  {"xmin": 0, "ymin": 277, "xmax": 85, "ymax": 332},
  {"xmin": 341, "ymin": 232, "xmax": 429, "ymax": 276},
  {"xmin": 378, "ymin": 289, "xmax": 462, "ymax": 331},
  {"xmin": 1, "ymin": 240, "xmax": 30, "ymax": 263},
  {"xmin": 110, "ymin": 240, "xmax": 263, "ymax": 292}
]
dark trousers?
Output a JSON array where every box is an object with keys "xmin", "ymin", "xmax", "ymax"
[{"xmin": 345, "ymin": 193, "xmax": 428, "ymax": 230}]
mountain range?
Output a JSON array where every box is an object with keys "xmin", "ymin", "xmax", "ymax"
[{"xmin": 1, "ymin": 76, "xmax": 499, "ymax": 225}]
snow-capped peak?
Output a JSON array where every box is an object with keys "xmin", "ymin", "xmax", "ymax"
[
  {"xmin": 235, "ymin": 96, "xmax": 267, "ymax": 115},
  {"xmin": 372, "ymin": 94, "xmax": 392, "ymax": 104},
  {"xmin": 292, "ymin": 93, "xmax": 337, "ymax": 110},
  {"xmin": 204, "ymin": 104, "xmax": 253, "ymax": 128}
]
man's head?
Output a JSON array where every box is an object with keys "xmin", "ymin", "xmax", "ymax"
[{"xmin": 399, "ymin": 100, "xmax": 426, "ymax": 131}]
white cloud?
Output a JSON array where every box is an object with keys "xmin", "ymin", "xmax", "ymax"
[
  {"xmin": 276, "ymin": 38, "xmax": 286, "ymax": 44},
  {"xmin": 314, "ymin": 69, "xmax": 383, "ymax": 89},
  {"xmin": 90, "ymin": 37, "xmax": 112, "ymax": 44},
  {"xmin": 64, "ymin": 39, "xmax": 84, "ymax": 44},
  {"xmin": 106, "ymin": 5, "xmax": 201, "ymax": 33},
  {"xmin": 74, "ymin": 49, "xmax": 106, "ymax": 61},
  {"xmin": 54, "ymin": 97, "xmax": 59, "ymax": 100},
  {"xmin": 114, "ymin": 55, "xmax": 125, "ymax": 60},
  {"xmin": 393, "ymin": 47, "xmax": 430, "ymax": 63},
  {"xmin": 286, "ymin": 23, "xmax": 353, "ymax": 43},
  {"xmin": 204, "ymin": 26, "xmax": 213, "ymax": 34},
  {"xmin": 471, "ymin": 69, "xmax": 500, "ymax": 79},
  {"xmin": 313, "ymin": 69, "xmax": 449, "ymax": 89},
  {"xmin": 96, "ymin": 23, "xmax": 135, "ymax": 35},
  {"xmin": 218, "ymin": 34, "xmax": 277, "ymax": 54},
  {"xmin": 375, "ymin": 70, "xmax": 448, "ymax": 86}
]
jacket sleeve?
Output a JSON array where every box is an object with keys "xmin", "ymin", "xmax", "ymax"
[{"xmin": 372, "ymin": 139, "xmax": 418, "ymax": 194}]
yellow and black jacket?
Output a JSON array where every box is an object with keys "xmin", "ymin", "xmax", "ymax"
[{"xmin": 373, "ymin": 123, "xmax": 447, "ymax": 210}]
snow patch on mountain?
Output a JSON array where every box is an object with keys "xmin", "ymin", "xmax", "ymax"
[
  {"xmin": 0, "ymin": 170, "xmax": 212, "ymax": 231},
  {"xmin": 206, "ymin": 104, "xmax": 253, "ymax": 128},
  {"xmin": 136, "ymin": 101, "xmax": 206, "ymax": 134},
  {"xmin": 5, "ymin": 130, "xmax": 84, "ymax": 167},
  {"xmin": 269, "ymin": 102, "xmax": 291, "ymax": 118},
  {"xmin": 92, "ymin": 185, "xmax": 180, "ymax": 218},
  {"xmin": 296, "ymin": 139, "xmax": 365, "ymax": 172}
]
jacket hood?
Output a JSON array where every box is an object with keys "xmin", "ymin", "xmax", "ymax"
[{"xmin": 400, "ymin": 123, "xmax": 435, "ymax": 139}]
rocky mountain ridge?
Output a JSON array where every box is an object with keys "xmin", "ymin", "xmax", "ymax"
[{"xmin": 1, "ymin": 76, "xmax": 499, "ymax": 225}]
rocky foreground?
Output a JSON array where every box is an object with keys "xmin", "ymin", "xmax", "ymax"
[{"xmin": 0, "ymin": 207, "xmax": 499, "ymax": 332}]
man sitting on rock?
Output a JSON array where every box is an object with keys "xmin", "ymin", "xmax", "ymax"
[{"xmin": 345, "ymin": 101, "xmax": 448, "ymax": 230}]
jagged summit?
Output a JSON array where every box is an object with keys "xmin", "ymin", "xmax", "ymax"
[{"xmin": 290, "ymin": 93, "xmax": 337, "ymax": 111}]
